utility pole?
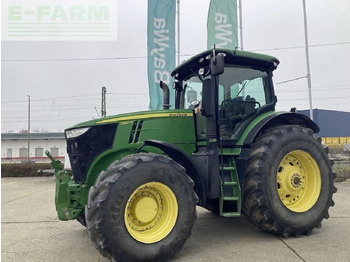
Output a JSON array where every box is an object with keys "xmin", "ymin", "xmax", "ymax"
[
  {"xmin": 101, "ymin": 87, "xmax": 107, "ymax": 117},
  {"xmin": 176, "ymin": 0, "xmax": 180, "ymax": 66},
  {"xmin": 302, "ymin": 0, "xmax": 313, "ymax": 120},
  {"xmin": 27, "ymin": 95, "xmax": 30, "ymax": 161},
  {"xmin": 239, "ymin": 0, "xmax": 243, "ymax": 50}
]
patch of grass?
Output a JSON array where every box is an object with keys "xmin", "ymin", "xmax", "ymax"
[
  {"xmin": 333, "ymin": 162, "xmax": 350, "ymax": 182},
  {"xmin": 328, "ymin": 147, "xmax": 350, "ymax": 158}
]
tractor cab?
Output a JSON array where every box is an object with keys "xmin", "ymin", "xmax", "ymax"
[{"xmin": 172, "ymin": 49, "xmax": 279, "ymax": 143}]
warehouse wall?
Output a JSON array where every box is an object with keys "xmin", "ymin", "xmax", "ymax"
[
  {"xmin": 1, "ymin": 138, "xmax": 65, "ymax": 163},
  {"xmin": 298, "ymin": 109, "xmax": 350, "ymax": 137}
]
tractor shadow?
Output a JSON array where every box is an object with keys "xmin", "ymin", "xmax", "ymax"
[{"xmin": 174, "ymin": 207, "xmax": 277, "ymax": 260}]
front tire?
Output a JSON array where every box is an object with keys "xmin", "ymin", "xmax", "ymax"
[
  {"xmin": 86, "ymin": 153, "xmax": 198, "ymax": 261},
  {"xmin": 243, "ymin": 125, "xmax": 336, "ymax": 237}
]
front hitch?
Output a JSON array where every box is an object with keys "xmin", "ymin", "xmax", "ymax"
[
  {"xmin": 46, "ymin": 151, "xmax": 87, "ymax": 220},
  {"xmin": 45, "ymin": 150, "xmax": 70, "ymax": 183}
]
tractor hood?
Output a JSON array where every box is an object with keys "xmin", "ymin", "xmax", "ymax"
[
  {"xmin": 63, "ymin": 109, "xmax": 196, "ymax": 183},
  {"xmin": 65, "ymin": 109, "xmax": 193, "ymax": 131},
  {"xmin": 171, "ymin": 49, "xmax": 280, "ymax": 81}
]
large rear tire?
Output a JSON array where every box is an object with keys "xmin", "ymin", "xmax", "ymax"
[
  {"xmin": 85, "ymin": 153, "xmax": 198, "ymax": 261},
  {"xmin": 243, "ymin": 125, "xmax": 336, "ymax": 237}
]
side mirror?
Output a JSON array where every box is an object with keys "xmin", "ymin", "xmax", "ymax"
[
  {"xmin": 173, "ymin": 80, "xmax": 183, "ymax": 109},
  {"xmin": 210, "ymin": 53, "xmax": 225, "ymax": 76},
  {"xmin": 172, "ymin": 80, "xmax": 182, "ymax": 92}
]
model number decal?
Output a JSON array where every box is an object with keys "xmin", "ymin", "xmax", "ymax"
[
  {"xmin": 120, "ymin": 121, "xmax": 133, "ymax": 125},
  {"xmin": 169, "ymin": 113, "xmax": 191, "ymax": 117},
  {"xmin": 97, "ymin": 112, "xmax": 192, "ymax": 124}
]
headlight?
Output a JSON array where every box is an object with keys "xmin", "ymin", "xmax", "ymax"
[{"xmin": 65, "ymin": 127, "xmax": 90, "ymax": 139}]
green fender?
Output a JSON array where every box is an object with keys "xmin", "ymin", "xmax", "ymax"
[
  {"xmin": 234, "ymin": 111, "xmax": 319, "ymax": 189},
  {"xmin": 236, "ymin": 111, "xmax": 319, "ymax": 146},
  {"xmin": 86, "ymin": 149, "xmax": 136, "ymax": 186},
  {"xmin": 85, "ymin": 146, "xmax": 163, "ymax": 187}
]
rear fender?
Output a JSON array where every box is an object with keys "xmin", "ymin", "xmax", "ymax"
[
  {"xmin": 235, "ymin": 112, "xmax": 319, "ymax": 189},
  {"xmin": 241, "ymin": 112, "xmax": 319, "ymax": 146}
]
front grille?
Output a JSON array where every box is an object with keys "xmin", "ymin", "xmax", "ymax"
[
  {"xmin": 128, "ymin": 120, "xmax": 143, "ymax": 144},
  {"xmin": 66, "ymin": 124, "xmax": 117, "ymax": 183}
]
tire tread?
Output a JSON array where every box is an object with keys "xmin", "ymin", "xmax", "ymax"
[
  {"xmin": 86, "ymin": 153, "xmax": 197, "ymax": 261},
  {"xmin": 242, "ymin": 125, "xmax": 336, "ymax": 237}
]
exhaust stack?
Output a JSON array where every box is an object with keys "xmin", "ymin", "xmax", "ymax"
[{"xmin": 160, "ymin": 81, "xmax": 170, "ymax": 109}]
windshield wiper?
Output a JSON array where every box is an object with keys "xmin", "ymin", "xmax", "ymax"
[{"xmin": 235, "ymin": 80, "xmax": 251, "ymax": 97}]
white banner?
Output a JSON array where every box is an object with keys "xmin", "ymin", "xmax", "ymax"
[
  {"xmin": 147, "ymin": 0, "xmax": 176, "ymax": 110},
  {"xmin": 207, "ymin": 0, "xmax": 238, "ymax": 49}
]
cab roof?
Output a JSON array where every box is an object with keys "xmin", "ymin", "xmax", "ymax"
[{"xmin": 171, "ymin": 49, "xmax": 280, "ymax": 81}]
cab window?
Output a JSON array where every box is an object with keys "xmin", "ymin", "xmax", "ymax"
[{"xmin": 218, "ymin": 66, "xmax": 270, "ymax": 139}]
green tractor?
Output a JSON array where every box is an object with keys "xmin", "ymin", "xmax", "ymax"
[{"xmin": 47, "ymin": 48, "xmax": 336, "ymax": 261}]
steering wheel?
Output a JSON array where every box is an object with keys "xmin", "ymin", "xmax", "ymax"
[{"xmin": 219, "ymin": 97, "xmax": 244, "ymax": 119}]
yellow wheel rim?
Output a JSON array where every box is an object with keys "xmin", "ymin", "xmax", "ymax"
[
  {"xmin": 276, "ymin": 150, "xmax": 321, "ymax": 213},
  {"xmin": 124, "ymin": 182, "xmax": 178, "ymax": 243}
]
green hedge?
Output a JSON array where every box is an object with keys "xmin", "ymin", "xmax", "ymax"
[
  {"xmin": 1, "ymin": 162, "xmax": 62, "ymax": 177},
  {"xmin": 333, "ymin": 163, "xmax": 350, "ymax": 182}
]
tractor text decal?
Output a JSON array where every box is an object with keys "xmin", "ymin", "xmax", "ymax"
[
  {"xmin": 2, "ymin": 0, "xmax": 118, "ymax": 41},
  {"xmin": 151, "ymin": 18, "xmax": 171, "ymax": 85},
  {"xmin": 213, "ymin": 13, "xmax": 233, "ymax": 48}
]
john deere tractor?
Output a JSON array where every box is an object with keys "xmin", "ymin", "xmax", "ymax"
[{"xmin": 47, "ymin": 49, "xmax": 336, "ymax": 261}]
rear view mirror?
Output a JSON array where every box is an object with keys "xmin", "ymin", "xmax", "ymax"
[{"xmin": 210, "ymin": 53, "xmax": 225, "ymax": 76}]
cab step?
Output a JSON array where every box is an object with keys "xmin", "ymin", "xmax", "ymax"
[
  {"xmin": 220, "ymin": 166, "xmax": 236, "ymax": 171},
  {"xmin": 222, "ymin": 196, "xmax": 239, "ymax": 201},
  {"xmin": 222, "ymin": 181, "xmax": 238, "ymax": 186},
  {"xmin": 221, "ymin": 212, "xmax": 241, "ymax": 218},
  {"xmin": 219, "ymin": 155, "xmax": 242, "ymax": 218}
]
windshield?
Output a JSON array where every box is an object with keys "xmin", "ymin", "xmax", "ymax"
[
  {"xmin": 180, "ymin": 65, "xmax": 271, "ymax": 140},
  {"xmin": 218, "ymin": 66, "xmax": 269, "ymax": 107},
  {"xmin": 181, "ymin": 66, "xmax": 270, "ymax": 109}
]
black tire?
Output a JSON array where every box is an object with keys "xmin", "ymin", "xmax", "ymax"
[
  {"xmin": 85, "ymin": 153, "xmax": 198, "ymax": 262},
  {"xmin": 76, "ymin": 211, "xmax": 86, "ymax": 227},
  {"xmin": 243, "ymin": 125, "xmax": 336, "ymax": 237}
]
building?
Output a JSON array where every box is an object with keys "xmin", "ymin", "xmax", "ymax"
[
  {"xmin": 298, "ymin": 109, "xmax": 350, "ymax": 149},
  {"xmin": 1, "ymin": 132, "xmax": 65, "ymax": 163},
  {"xmin": 298, "ymin": 109, "xmax": 350, "ymax": 137}
]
